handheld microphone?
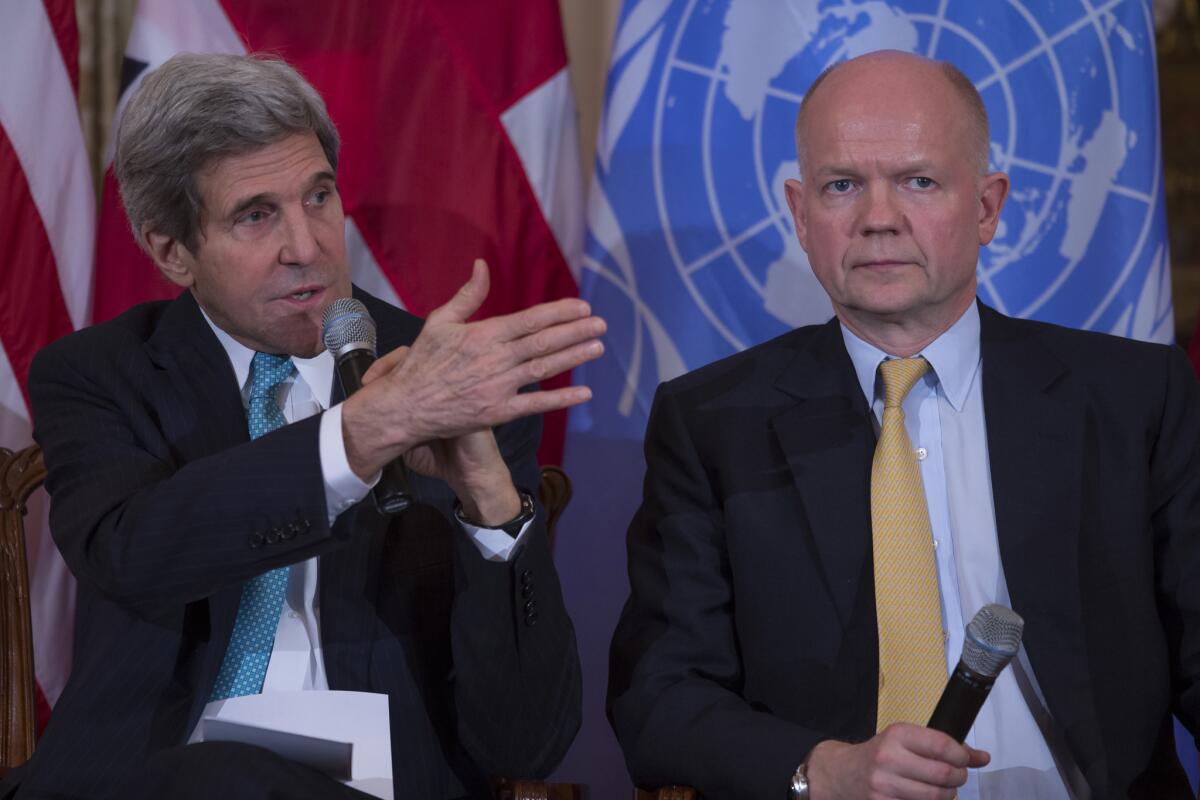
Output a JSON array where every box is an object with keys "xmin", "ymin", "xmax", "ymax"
[
  {"xmin": 927, "ymin": 603, "xmax": 1024, "ymax": 742},
  {"xmin": 322, "ymin": 298, "xmax": 413, "ymax": 515}
]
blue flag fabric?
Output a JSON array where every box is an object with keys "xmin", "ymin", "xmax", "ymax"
[{"xmin": 552, "ymin": 1, "xmax": 1184, "ymax": 796}]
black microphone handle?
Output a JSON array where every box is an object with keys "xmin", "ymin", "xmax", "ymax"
[
  {"xmin": 926, "ymin": 661, "xmax": 996, "ymax": 742},
  {"xmin": 334, "ymin": 348, "xmax": 413, "ymax": 515}
]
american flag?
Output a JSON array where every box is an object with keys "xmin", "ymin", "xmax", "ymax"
[{"xmin": 0, "ymin": 0, "xmax": 92, "ymax": 726}]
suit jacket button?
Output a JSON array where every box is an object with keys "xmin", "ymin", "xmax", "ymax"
[
  {"xmin": 524, "ymin": 611, "xmax": 539, "ymax": 627},
  {"xmin": 248, "ymin": 532, "xmax": 265, "ymax": 549}
]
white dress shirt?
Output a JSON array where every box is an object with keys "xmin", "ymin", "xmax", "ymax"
[
  {"xmin": 840, "ymin": 303, "xmax": 1081, "ymax": 799},
  {"xmin": 197, "ymin": 310, "xmax": 531, "ymax": 697}
]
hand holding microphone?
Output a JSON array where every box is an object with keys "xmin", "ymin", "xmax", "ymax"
[
  {"xmin": 322, "ymin": 297, "xmax": 413, "ymax": 514},
  {"xmin": 805, "ymin": 604, "xmax": 1023, "ymax": 800}
]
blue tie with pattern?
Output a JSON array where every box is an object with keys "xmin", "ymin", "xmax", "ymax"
[{"xmin": 209, "ymin": 352, "xmax": 296, "ymax": 701}]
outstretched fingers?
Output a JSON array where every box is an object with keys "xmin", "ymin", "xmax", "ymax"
[
  {"xmin": 503, "ymin": 385, "xmax": 594, "ymax": 419},
  {"xmin": 491, "ymin": 296, "xmax": 596, "ymax": 343},
  {"xmin": 510, "ymin": 315, "xmax": 607, "ymax": 363}
]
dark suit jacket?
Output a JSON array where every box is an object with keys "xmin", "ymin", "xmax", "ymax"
[
  {"xmin": 8, "ymin": 288, "xmax": 580, "ymax": 800},
  {"xmin": 608, "ymin": 303, "xmax": 1200, "ymax": 800}
]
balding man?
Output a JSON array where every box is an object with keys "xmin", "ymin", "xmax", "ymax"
[{"xmin": 609, "ymin": 51, "xmax": 1200, "ymax": 800}]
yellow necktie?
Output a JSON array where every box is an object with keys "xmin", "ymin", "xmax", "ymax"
[{"xmin": 872, "ymin": 357, "xmax": 946, "ymax": 731}]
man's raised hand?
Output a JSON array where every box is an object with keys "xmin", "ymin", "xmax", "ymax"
[{"xmin": 343, "ymin": 259, "xmax": 605, "ymax": 482}]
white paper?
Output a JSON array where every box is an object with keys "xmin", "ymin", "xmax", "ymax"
[{"xmin": 190, "ymin": 690, "xmax": 392, "ymax": 799}]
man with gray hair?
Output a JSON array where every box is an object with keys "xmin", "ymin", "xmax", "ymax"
[
  {"xmin": 610, "ymin": 50, "xmax": 1200, "ymax": 799},
  {"xmin": 5, "ymin": 53, "xmax": 597, "ymax": 799}
]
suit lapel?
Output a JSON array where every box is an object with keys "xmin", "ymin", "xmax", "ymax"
[
  {"xmin": 146, "ymin": 290, "xmax": 249, "ymax": 455},
  {"xmin": 979, "ymin": 304, "xmax": 1105, "ymax": 781},
  {"xmin": 770, "ymin": 319, "xmax": 877, "ymax": 631}
]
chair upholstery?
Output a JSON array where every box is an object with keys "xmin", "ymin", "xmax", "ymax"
[
  {"xmin": 0, "ymin": 445, "xmax": 44, "ymax": 775},
  {"xmin": 0, "ymin": 449, "xmax": 581, "ymax": 796}
]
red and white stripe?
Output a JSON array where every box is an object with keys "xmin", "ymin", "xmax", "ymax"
[{"xmin": 0, "ymin": 0, "xmax": 94, "ymax": 714}]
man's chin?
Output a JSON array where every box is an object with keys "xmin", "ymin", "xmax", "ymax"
[
  {"xmin": 841, "ymin": 293, "xmax": 925, "ymax": 321},
  {"xmin": 267, "ymin": 321, "xmax": 326, "ymax": 359}
]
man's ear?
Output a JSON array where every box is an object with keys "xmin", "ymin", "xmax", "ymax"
[
  {"xmin": 784, "ymin": 177, "xmax": 808, "ymax": 251},
  {"xmin": 977, "ymin": 171, "xmax": 1010, "ymax": 246},
  {"xmin": 142, "ymin": 225, "xmax": 195, "ymax": 288}
]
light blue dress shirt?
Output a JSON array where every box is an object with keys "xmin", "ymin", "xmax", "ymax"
[{"xmin": 840, "ymin": 303, "xmax": 1079, "ymax": 799}]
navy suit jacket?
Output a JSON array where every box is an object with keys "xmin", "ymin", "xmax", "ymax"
[
  {"xmin": 9, "ymin": 288, "xmax": 580, "ymax": 799},
  {"xmin": 609, "ymin": 303, "xmax": 1200, "ymax": 799}
]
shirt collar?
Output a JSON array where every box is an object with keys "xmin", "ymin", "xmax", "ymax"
[
  {"xmin": 198, "ymin": 304, "xmax": 335, "ymax": 407},
  {"xmin": 839, "ymin": 301, "xmax": 981, "ymax": 413}
]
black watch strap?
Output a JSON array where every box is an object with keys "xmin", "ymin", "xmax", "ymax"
[{"xmin": 454, "ymin": 489, "xmax": 536, "ymax": 537}]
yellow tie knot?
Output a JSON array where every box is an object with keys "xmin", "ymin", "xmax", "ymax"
[{"xmin": 879, "ymin": 357, "xmax": 930, "ymax": 409}]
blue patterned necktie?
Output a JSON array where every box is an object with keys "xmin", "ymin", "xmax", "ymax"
[{"xmin": 209, "ymin": 352, "xmax": 296, "ymax": 701}]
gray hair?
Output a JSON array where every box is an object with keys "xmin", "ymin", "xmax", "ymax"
[
  {"xmin": 795, "ymin": 56, "xmax": 991, "ymax": 177},
  {"xmin": 115, "ymin": 52, "xmax": 341, "ymax": 253}
]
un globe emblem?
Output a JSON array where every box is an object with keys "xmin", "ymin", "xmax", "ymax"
[{"xmin": 585, "ymin": 0, "xmax": 1170, "ymax": 411}]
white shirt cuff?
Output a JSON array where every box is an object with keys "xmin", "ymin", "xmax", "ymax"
[
  {"xmin": 458, "ymin": 517, "xmax": 533, "ymax": 563},
  {"xmin": 321, "ymin": 405, "xmax": 530, "ymax": 560},
  {"xmin": 319, "ymin": 404, "xmax": 378, "ymax": 524}
]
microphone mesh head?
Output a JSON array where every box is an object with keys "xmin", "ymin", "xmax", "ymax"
[
  {"xmin": 962, "ymin": 604, "xmax": 1024, "ymax": 678},
  {"xmin": 322, "ymin": 297, "xmax": 376, "ymax": 357}
]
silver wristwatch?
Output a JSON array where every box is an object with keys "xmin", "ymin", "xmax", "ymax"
[{"xmin": 788, "ymin": 757, "xmax": 811, "ymax": 800}]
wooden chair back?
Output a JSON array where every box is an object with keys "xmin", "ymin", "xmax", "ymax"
[
  {"xmin": 537, "ymin": 465, "xmax": 572, "ymax": 548},
  {"xmin": 0, "ymin": 445, "xmax": 45, "ymax": 775}
]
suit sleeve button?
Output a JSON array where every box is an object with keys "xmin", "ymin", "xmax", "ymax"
[
  {"xmin": 524, "ymin": 611, "xmax": 539, "ymax": 627},
  {"xmin": 520, "ymin": 570, "xmax": 533, "ymax": 586},
  {"xmin": 524, "ymin": 599, "xmax": 537, "ymax": 613},
  {"xmin": 521, "ymin": 585, "xmax": 534, "ymax": 599},
  {"xmin": 248, "ymin": 532, "xmax": 265, "ymax": 549},
  {"xmin": 265, "ymin": 526, "xmax": 283, "ymax": 545}
]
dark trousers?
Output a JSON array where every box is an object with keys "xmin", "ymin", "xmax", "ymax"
[{"xmin": 123, "ymin": 741, "xmax": 377, "ymax": 800}]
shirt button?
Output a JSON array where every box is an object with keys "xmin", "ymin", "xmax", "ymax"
[
  {"xmin": 288, "ymin": 611, "xmax": 299, "ymax": 619},
  {"xmin": 916, "ymin": 447, "xmax": 928, "ymax": 460},
  {"xmin": 933, "ymin": 539, "xmax": 939, "ymax": 550}
]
